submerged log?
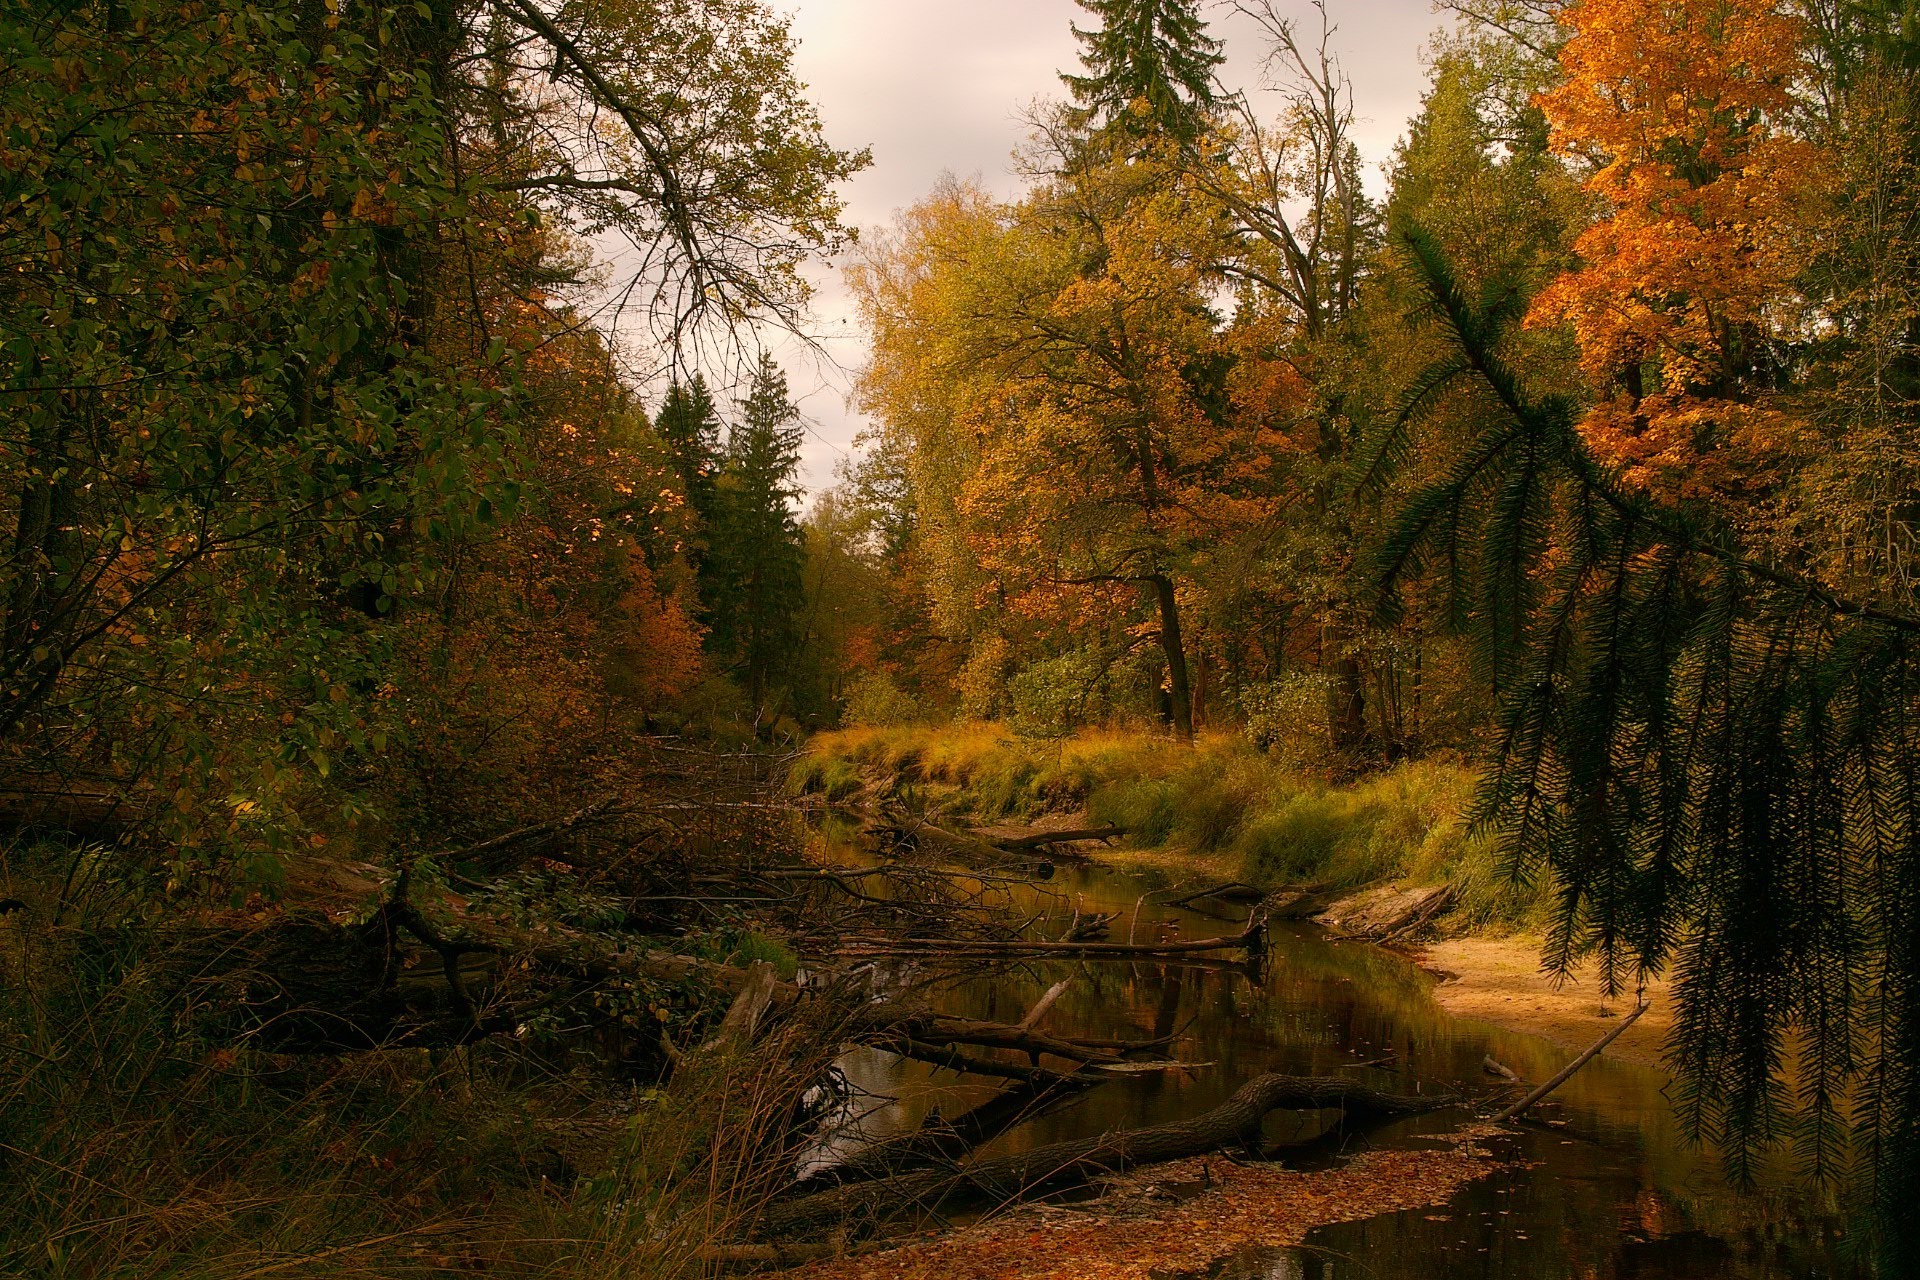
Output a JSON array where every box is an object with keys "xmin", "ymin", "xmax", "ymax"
[
  {"xmin": 835, "ymin": 918, "xmax": 1266, "ymax": 960},
  {"xmin": 760, "ymin": 1072, "xmax": 1457, "ymax": 1237}
]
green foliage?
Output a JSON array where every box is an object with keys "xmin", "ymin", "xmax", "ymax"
[
  {"xmin": 1061, "ymin": 0, "xmax": 1224, "ymax": 145},
  {"xmin": 842, "ymin": 671, "xmax": 922, "ymax": 728},
  {"xmin": 655, "ymin": 375, "xmax": 723, "ymax": 542},
  {"xmin": 1374, "ymin": 226, "xmax": 1920, "ymax": 1241},
  {"xmin": 802, "ymin": 725, "xmax": 1537, "ymax": 928},
  {"xmin": 705, "ymin": 353, "xmax": 808, "ymax": 719}
]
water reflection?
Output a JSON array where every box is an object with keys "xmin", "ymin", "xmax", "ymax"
[{"xmin": 810, "ymin": 846, "xmax": 1867, "ymax": 1279}]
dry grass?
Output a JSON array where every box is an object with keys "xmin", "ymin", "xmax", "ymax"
[
  {"xmin": 0, "ymin": 854, "xmax": 849, "ymax": 1280},
  {"xmin": 796, "ymin": 724, "xmax": 1553, "ymax": 931}
]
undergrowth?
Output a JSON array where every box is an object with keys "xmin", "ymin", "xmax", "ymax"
[
  {"xmin": 795, "ymin": 724, "xmax": 1552, "ymax": 931},
  {"xmin": 0, "ymin": 846, "xmax": 833, "ymax": 1280}
]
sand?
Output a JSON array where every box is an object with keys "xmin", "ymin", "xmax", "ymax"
[{"xmin": 1416, "ymin": 935, "xmax": 1673, "ymax": 1072}]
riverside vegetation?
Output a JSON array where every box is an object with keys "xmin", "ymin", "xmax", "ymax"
[
  {"xmin": 6, "ymin": 0, "xmax": 1920, "ymax": 1275},
  {"xmin": 792, "ymin": 725, "xmax": 1548, "ymax": 933}
]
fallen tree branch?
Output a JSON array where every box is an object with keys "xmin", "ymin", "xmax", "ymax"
[
  {"xmin": 834, "ymin": 919, "xmax": 1266, "ymax": 960},
  {"xmin": 977, "ymin": 826, "xmax": 1126, "ymax": 851},
  {"xmin": 1493, "ymin": 1001, "xmax": 1648, "ymax": 1123},
  {"xmin": 1018, "ymin": 980, "xmax": 1071, "ymax": 1031},
  {"xmin": 1165, "ymin": 882, "xmax": 1265, "ymax": 908},
  {"xmin": 441, "ymin": 795, "xmax": 624, "ymax": 872}
]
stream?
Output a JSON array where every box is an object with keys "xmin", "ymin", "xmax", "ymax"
[{"xmin": 807, "ymin": 838, "xmax": 1866, "ymax": 1279}]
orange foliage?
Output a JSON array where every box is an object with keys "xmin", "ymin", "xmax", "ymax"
[
  {"xmin": 1528, "ymin": 0, "xmax": 1817, "ymax": 499},
  {"xmin": 610, "ymin": 550, "xmax": 705, "ymax": 708}
]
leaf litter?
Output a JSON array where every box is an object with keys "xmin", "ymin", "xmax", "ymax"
[{"xmin": 777, "ymin": 1125, "xmax": 1517, "ymax": 1280}]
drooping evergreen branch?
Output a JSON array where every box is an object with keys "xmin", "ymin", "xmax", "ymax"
[{"xmin": 1373, "ymin": 226, "xmax": 1920, "ymax": 1264}]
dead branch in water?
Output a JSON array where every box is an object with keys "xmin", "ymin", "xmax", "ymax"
[
  {"xmin": 834, "ymin": 918, "xmax": 1267, "ymax": 960},
  {"xmin": 1493, "ymin": 1002, "xmax": 1649, "ymax": 1123},
  {"xmin": 975, "ymin": 825, "xmax": 1126, "ymax": 850}
]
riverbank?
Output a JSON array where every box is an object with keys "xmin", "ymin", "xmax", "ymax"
[
  {"xmin": 1416, "ymin": 935, "xmax": 1673, "ymax": 1073},
  {"xmin": 796, "ymin": 725, "xmax": 1673, "ymax": 1072},
  {"xmin": 793, "ymin": 724, "xmax": 1551, "ymax": 931}
]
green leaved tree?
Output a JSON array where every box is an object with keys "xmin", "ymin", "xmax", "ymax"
[
  {"xmin": 707, "ymin": 354, "xmax": 807, "ymax": 721},
  {"xmin": 655, "ymin": 375, "xmax": 724, "ymax": 567}
]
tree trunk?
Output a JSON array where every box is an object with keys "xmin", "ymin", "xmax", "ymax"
[
  {"xmin": 1150, "ymin": 573, "xmax": 1194, "ymax": 742},
  {"xmin": 1322, "ymin": 620, "xmax": 1369, "ymax": 756}
]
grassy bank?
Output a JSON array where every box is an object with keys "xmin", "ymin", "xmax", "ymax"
[
  {"xmin": 794, "ymin": 725, "xmax": 1551, "ymax": 932},
  {"xmin": 0, "ymin": 850, "xmax": 828, "ymax": 1280}
]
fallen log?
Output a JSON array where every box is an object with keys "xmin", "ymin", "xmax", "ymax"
[
  {"xmin": 761, "ymin": 1072, "xmax": 1457, "ymax": 1237},
  {"xmin": 977, "ymin": 825, "xmax": 1126, "ymax": 851},
  {"xmin": 1315, "ymin": 884, "xmax": 1453, "ymax": 941},
  {"xmin": 849, "ymin": 1006, "xmax": 1151, "ymax": 1065},
  {"xmin": 109, "ymin": 907, "xmax": 1170, "ymax": 1068},
  {"xmin": 1165, "ymin": 881, "xmax": 1265, "ymax": 908},
  {"xmin": 800, "ymin": 1079, "xmax": 1090, "ymax": 1190},
  {"xmin": 868, "ymin": 817, "xmax": 1008, "ymax": 863},
  {"xmin": 834, "ymin": 919, "xmax": 1266, "ymax": 960}
]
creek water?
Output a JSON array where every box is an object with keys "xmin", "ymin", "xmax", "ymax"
[{"xmin": 809, "ymin": 842, "xmax": 1866, "ymax": 1279}]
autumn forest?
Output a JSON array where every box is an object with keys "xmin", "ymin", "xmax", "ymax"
[{"xmin": 3, "ymin": 0, "xmax": 1919, "ymax": 1276}]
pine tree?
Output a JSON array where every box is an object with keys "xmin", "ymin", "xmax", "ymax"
[
  {"xmin": 655, "ymin": 375, "xmax": 723, "ymax": 527},
  {"xmin": 1373, "ymin": 228, "xmax": 1920, "ymax": 1269},
  {"xmin": 707, "ymin": 354, "xmax": 808, "ymax": 719},
  {"xmin": 1060, "ymin": 0, "xmax": 1223, "ymax": 146}
]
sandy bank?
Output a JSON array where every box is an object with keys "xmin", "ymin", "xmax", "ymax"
[{"xmin": 1417, "ymin": 935, "xmax": 1673, "ymax": 1072}]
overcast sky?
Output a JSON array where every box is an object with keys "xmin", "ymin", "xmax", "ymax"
[{"xmin": 733, "ymin": 0, "xmax": 1452, "ymax": 494}]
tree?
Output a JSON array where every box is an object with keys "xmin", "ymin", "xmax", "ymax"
[
  {"xmin": 707, "ymin": 354, "xmax": 807, "ymax": 720},
  {"xmin": 1061, "ymin": 0, "xmax": 1224, "ymax": 147},
  {"xmin": 655, "ymin": 374, "xmax": 724, "ymax": 569},
  {"xmin": 0, "ymin": 0, "xmax": 865, "ymax": 862},
  {"xmin": 1524, "ymin": 0, "xmax": 1813, "ymax": 503},
  {"xmin": 1376, "ymin": 226, "xmax": 1920, "ymax": 1273},
  {"xmin": 1190, "ymin": 2, "xmax": 1386, "ymax": 754},
  {"xmin": 851, "ymin": 154, "xmax": 1280, "ymax": 741}
]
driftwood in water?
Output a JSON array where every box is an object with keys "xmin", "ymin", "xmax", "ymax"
[
  {"xmin": 976, "ymin": 825, "xmax": 1126, "ymax": 851},
  {"xmin": 867, "ymin": 816, "xmax": 1008, "ymax": 863},
  {"xmin": 1481, "ymin": 1054, "xmax": 1523, "ymax": 1085},
  {"xmin": 835, "ymin": 918, "xmax": 1265, "ymax": 960},
  {"xmin": 1166, "ymin": 881, "xmax": 1265, "ymax": 908},
  {"xmin": 761, "ymin": 1072, "xmax": 1456, "ymax": 1237},
  {"xmin": 1493, "ymin": 1002, "xmax": 1649, "ymax": 1122}
]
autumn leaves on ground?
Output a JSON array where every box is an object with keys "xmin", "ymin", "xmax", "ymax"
[{"xmin": 4, "ymin": 0, "xmax": 1920, "ymax": 1276}]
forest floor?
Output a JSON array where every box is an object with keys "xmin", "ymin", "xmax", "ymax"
[
  {"xmin": 775, "ymin": 1137, "xmax": 1514, "ymax": 1280},
  {"xmin": 1414, "ymin": 937, "xmax": 1673, "ymax": 1072}
]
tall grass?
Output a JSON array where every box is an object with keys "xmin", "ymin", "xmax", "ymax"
[
  {"xmin": 795, "ymin": 724, "xmax": 1553, "ymax": 931},
  {"xmin": 0, "ymin": 849, "xmax": 845, "ymax": 1279}
]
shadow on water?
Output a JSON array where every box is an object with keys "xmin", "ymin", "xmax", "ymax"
[{"xmin": 805, "ymin": 835, "xmax": 1866, "ymax": 1278}]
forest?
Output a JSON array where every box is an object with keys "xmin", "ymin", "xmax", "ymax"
[{"xmin": 2, "ymin": 0, "xmax": 1918, "ymax": 1276}]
